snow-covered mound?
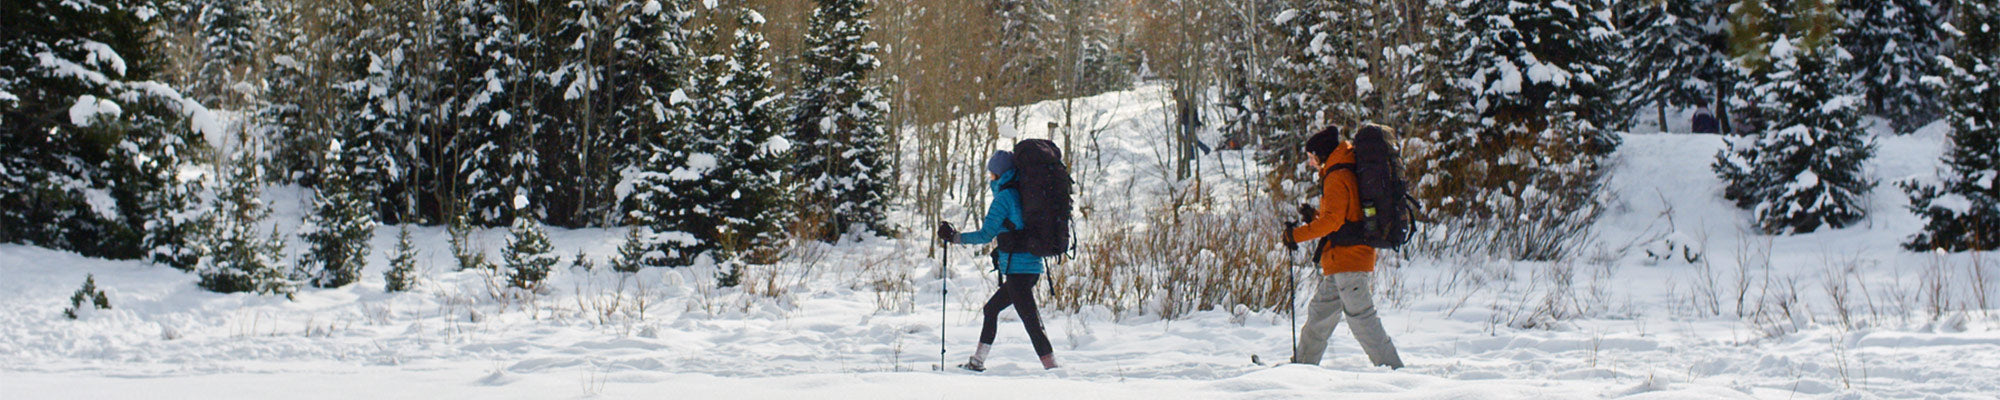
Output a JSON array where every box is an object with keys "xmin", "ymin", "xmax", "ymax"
[{"xmin": 4, "ymin": 86, "xmax": 1996, "ymax": 399}]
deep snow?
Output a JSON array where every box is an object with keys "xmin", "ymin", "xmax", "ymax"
[{"xmin": 3, "ymin": 84, "xmax": 1997, "ymax": 399}]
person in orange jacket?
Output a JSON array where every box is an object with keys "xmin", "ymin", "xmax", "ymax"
[{"xmin": 1282, "ymin": 124, "xmax": 1405, "ymax": 369}]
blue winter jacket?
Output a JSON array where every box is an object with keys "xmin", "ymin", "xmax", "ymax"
[{"xmin": 956, "ymin": 170, "xmax": 1045, "ymax": 275}]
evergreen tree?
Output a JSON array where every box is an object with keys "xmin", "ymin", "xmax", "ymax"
[
  {"xmin": 993, "ymin": 0, "xmax": 1057, "ymax": 100},
  {"xmin": 1260, "ymin": 1, "xmax": 1334, "ymax": 171},
  {"xmin": 1620, "ymin": 0, "xmax": 1723, "ymax": 130},
  {"xmin": 1418, "ymin": 0, "xmax": 1623, "ymax": 259},
  {"xmin": 384, "ymin": 226, "xmax": 419, "ymax": 292},
  {"xmin": 193, "ymin": 0, "xmax": 268, "ymax": 108},
  {"xmin": 64, "ymin": 273, "xmax": 112, "ymax": 320},
  {"xmin": 1, "ymin": 0, "xmax": 208, "ymax": 268},
  {"xmin": 1901, "ymin": 0, "xmax": 2000, "ymax": 251},
  {"xmin": 790, "ymin": 0, "xmax": 892, "ymax": 239},
  {"xmin": 1722, "ymin": 0, "xmax": 1781, "ymax": 135},
  {"xmin": 447, "ymin": 0, "xmax": 532, "ymax": 226},
  {"xmin": 343, "ymin": 5, "xmax": 426, "ymax": 224},
  {"xmin": 611, "ymin": 226, "xmax": 647, "ymax": 273},
  {"xmin": 298, "ymin": 139, "xmax": 377, "ymax": 288},
  {"xmin": 502, "ymin": 197, "xmax": 558, "ymax": 290},
  {"xmin": 198, "ymin": 138, "xmax": 290, "ymax": 295},
  {"xmin": 1714, "ymin": 0, "xmax": 1874, "ymax": 234},
  {"xmin": 720, "ymin": 8, "xmax": 792, "ymax": 257},
  {"xmin": 623, "ymin": 17, "xmax": 716, "ymax": 268},
  {"xmin": 581, "ymin": 0, "xmax": 696, "ymax": 227},
  {"xmin": 1841, "ymin": 0, "xmax": 1946, "ymax": 133}
]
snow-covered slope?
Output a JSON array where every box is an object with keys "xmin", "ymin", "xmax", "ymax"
[{"xmin": 4, "ymin": 86, "xmax": 1996, "ymax": 399}]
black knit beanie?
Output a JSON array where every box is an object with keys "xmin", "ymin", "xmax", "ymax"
[{"xmin": 1305, "ymin": 125, "xmax": 1341, "ymax": 160}]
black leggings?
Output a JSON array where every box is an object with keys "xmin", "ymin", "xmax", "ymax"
[{"xmin": 979, "ymin": 274, "xmax": 1054, "ymax": 356}]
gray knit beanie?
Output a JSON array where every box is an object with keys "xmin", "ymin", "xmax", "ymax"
[{"xmin": 986, "ymin": 150, "xmax": 1015, "ymax": 176}]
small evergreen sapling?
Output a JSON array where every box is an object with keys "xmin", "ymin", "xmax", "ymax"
[
  {"xmin": 63, "ymin": 274, "xmax": 111, "ymax": 320},
  {"xmin": 384, "ymin": 226, "xmax": 419, "ymax": 292},
  {"xmin": 612, "ymin": 226, "xmax": 648, "ymax": 273},
  {"xmin": 197, "ymin": 139, "xmax": 291, "ymax": 296},
  {"xmin": 569, "ymin": 249, "xmax": 595, "ymax": 272},
  {"xmin": 450, "ymin": 214, "xmax": 490, "ymax": 270},
  {"xmin": 300, "ymin": 139, "xmax": 377, "ymax": 288},
  {"xmin": 503, "ymin": 197, "xmax": 558, "ymax": 290}
]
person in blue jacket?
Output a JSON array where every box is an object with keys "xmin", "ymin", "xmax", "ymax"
[{"xmin": 937, "ymin": 150, "xmax": 1056, "ymax": 371}]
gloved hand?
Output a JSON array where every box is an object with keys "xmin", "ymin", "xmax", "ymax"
[
  {"xmin": 1281, "ymin": 222, "xmax": 1299, "ymax": 251},
  {"xmin": 937, "ymin": 222, "xmax": 958, "ymax": 244},
  {"xmin": 1297, "ymin": 203, "xmax": 1318, "ymax": 223}
]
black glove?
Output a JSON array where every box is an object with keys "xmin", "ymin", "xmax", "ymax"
[
  {"xmin": 1281, "ymin": 222, "xmax": 1299, "ymax": 251},
  {"xmin": 937, "ymin": 222, "xmax": 958, "ymax": 244},
  {"xmin": 1297, "ymin": 203, "xmax": 1318, "ymax": 223}
]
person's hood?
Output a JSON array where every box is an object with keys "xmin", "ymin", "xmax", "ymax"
[
  {"xmin": 989, "ymin": 169, "xmax": 1017, "ymax": 190},
  {"xmin": 1318, "ymin": 141, "xmax": 1356, "ymax": 175}
]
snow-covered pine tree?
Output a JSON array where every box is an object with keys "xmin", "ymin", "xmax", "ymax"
[
  {"xmin": 260, "ymin": 0, "xmax": 356, "ymax": 186},
  {"xmin": 1722, "ymin": 0, "xmax": 1781, "ymax": 135},
  {"xmin": 1409, "ymin": 0, "xmax": 1482, "ymax": 220},
  {"xmin": 445, "ymin": 0, "xmax": 531, "ymax": 226},
  {"xmin": 1261, "ymin": 0, "xmax": 1403, "ymax": 182},
  {"xmin": 993, "ymin": 0, "xmax": 1057, "ymax": 100},
  {"xmin": 63, "ymin": 273, "xmax": 111, "ymax": 319},
  {"xmin": 1, "ymin": 0, "xmax": 210, "ymax": 269},
  {"xmin": 603, "ymin": 0, "xmax": 695, "ymax": 226},
  {"xmin": 1260, "ymin": 1, "xmax": 1335, "ymax": 171},
  {"xmin": 1620, "ymin": 0, "xmax": 1723, "ymax": 131},
  {"xmin": 611, "ymin": 226, "xmax": 647, "ymax": 273},
  {"xmin": 299, "ymin": 139, "xmax": 377, "ymax": 288},
  {"xmin": 1840, "ymin": 0, "xmax": 1946, "ymax": 133},
  {"xmin": 790, "ymin": 0, "xmax": 892, "ymax": 239},
  {"xmin": 1714, "ymin": 0, "xmax": 1874, "ymax": 234},
  {"xmin": 199, "ymin": 137, "xmax": 290, "ymax": 295},
  {"xmin": 343, "ymin": 3, "xmax": 426, "ymax": 224},
  {"xmin": 622, "ymin": 22, "xmax": 724, "ymax": 268},
  {"xmin": 384, "ymin": 226, "xmax": 419, "ymax": 292},
  {"xmin": 1214, "ymin": 0, "xmax": 1284, "ymax": 157},
  {"xmin": 193, "ymin": 0, "xmax": 267, "ymax": 109},
  {"xmin": 1901, "ymin": 0, "xmax": 2000, "ymax": 251},
  {"xmin": 721, "ymin": 8, "xmax": 791, "ymax": 258},
  {"xmin": 503, "ymin": 196, "xmax": 558, "ymax": 290},
  {"xmin": 1418, "ymin": 0, "xmax": 1623, "ymax": 259},
  {"xmin": 527, "ymin": 0, "xmax": 604, "ymax": 227}
]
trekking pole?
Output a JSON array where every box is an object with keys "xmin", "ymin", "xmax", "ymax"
[
  {"xmin": 1288, "ymin": 246, "xmax": 1299, "ymax": 363},
  {"xmin": 939, "ymin": 237, "xmax": 950, "ymax": 370}
]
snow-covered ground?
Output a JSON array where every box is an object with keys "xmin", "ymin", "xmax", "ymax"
[{"xmin": 5, "ymin": 85, "xmax": 1998, "ymax": 399}]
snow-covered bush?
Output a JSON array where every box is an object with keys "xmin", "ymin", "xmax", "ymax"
[
  {"xmin": 1053, "ymin": 196, "xmax": 1290, "ymax": 319},
  {"xmin": 63, "ymin": 274, "xmax": 111, "ymax": 320}
]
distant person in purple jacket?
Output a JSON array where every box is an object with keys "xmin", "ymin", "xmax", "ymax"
[{"xmin": 1692, "ymin": 106, "xmax": 1721, "ymax": 134}]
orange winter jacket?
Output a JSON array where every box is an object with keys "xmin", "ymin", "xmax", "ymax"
[{"xmin": 1289, "ymin": 142, "xmax": 1377, "ymax": 275}]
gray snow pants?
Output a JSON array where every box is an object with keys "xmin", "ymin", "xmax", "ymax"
[{"xmin": 1293, "ymin": 271, "xmax": 1404, "ymax": 368}]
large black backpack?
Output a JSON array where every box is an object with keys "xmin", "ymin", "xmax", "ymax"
[
  {"xmin": 998, "ymin": 139, "xmax": 1073, "ymax": 258},
  {"xmin": 1322, "ymin": 126, "xmax": 1417, "ymax": 251}
]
